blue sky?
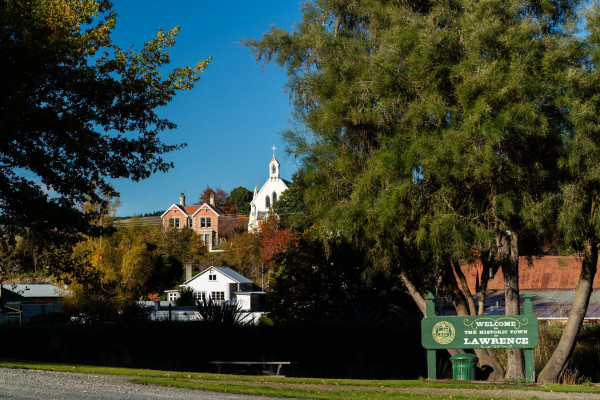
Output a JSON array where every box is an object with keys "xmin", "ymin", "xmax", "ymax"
[{"xmin": 109, "ymin": 1, "xmax": 303, "ymax": 216}]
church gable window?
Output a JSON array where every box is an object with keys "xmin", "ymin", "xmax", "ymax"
[
  {"xmin": 273, "ymin": 192, "xmax": 277, "ymax": 202},
  {"xmin": 265, "ymin": 195, "xmax": 271, "ymax": 208}
]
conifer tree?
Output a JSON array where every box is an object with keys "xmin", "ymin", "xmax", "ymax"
[{"xmin": 249, "ymin": 0, "xmax": 588, "ymax": 381}]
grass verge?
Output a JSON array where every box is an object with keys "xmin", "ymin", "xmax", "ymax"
[{"xmin": 1, "ymin": 359, "xmax": 599, "ymax": 400}]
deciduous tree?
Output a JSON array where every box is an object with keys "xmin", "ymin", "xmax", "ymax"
[
  {"xmin": 0, "ymin": 0, "xmax": 209, "ymax": 250},
  {"xmin": 198, "ymin": 186, "xmax": 228, "ymax": 206}
]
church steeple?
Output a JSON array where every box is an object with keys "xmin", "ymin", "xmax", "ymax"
[{"xmin": 269, "ymin": 145, "xmax": 280, "ymax": 180}]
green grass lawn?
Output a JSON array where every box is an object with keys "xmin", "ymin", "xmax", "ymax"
[{"xmin": 2, "ymin": 360, "xmax": 599, "ymax": 400}]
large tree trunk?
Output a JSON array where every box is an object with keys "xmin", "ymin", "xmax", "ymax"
[
  {"xmin": 478, "ymin": 253, "xmax": 492, "ymax": 315},
  {"xmin": 498, "ymin": 232, "xmax": 525, "ymax": 380},
  {"xmin": 477, "ymin": 254, "xmax": 505, "ymax": 378},
  {"xmin": 537, "ymin": 238, "xmax": 598, "ymax": 383},
  {"xmin": 399, "ymin": 270, "xmax": 427, "ymax": 316},
  {"xmin": 442, "ymin": 262, "xmax": 505, "ymax": 380},
  {"xmin": 453, "ymin": 260, "xmax": 476, "ymax": 316}
]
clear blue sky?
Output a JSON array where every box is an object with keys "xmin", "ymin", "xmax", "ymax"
[{"xmin": 109, "ymin": 1, "xmax": 303, "ymax": 216}]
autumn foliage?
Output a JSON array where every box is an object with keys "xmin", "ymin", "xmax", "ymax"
[{"xmin": 259, "ymin": 217, "xmax": 299, "ymax": 266}]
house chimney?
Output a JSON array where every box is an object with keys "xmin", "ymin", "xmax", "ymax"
[
  {"xmin": 210, "ymin": 193, "xmax": 215, "ymax": 206},
  {"xmin": 180, "ymin": 193, "xmax": 185, "ymax": 206},
  {"xmin": 185, "ymin": 263, "xmax": 192, "ymax": 281}
]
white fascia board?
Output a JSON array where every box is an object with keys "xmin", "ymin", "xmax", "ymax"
[
  {"xmin": 160, "ymin": 204, "xmax": 187, "ymax": 218},
  {"xmin": 192, "ymin": 203, "xmax": 220, "ymax": 217}
]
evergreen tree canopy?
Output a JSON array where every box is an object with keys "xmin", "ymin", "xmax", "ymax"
[
  {"xmin": 249, "ymin": 0, "xmax": 598, "ymax": 381},
  {"xmin": 228, "ymin": 186, "xmax": 253, "ymax": 214},
  {"xmin": 248, "ymin": 0, "xmax": 580, "ymax": 277}
]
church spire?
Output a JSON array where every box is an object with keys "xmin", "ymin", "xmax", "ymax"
[{"xmin": 269, "ymin": 145, "xmax": 280, "ymax": 179}]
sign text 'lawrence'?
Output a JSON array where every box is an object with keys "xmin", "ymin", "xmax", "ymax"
[{"xmin": 421, "ymin": 315, "xmax": 539, "ymax": 349}]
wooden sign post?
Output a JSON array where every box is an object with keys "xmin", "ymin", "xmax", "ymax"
[{"xmin": 421, "ymin": 292, "xmax": 538, "ymax": 382}]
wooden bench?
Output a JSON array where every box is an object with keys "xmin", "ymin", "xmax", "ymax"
[{"xmin": 208, "ymin": 361, "xmax": 291, "ymax": 376}]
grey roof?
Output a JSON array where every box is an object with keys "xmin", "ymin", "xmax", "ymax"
[
  {"xmin": 213, "ymin": 267, "xmax": 253, "ymax": 284},
  {"xmin": 438, "ymin": 289, "xmax": 600, "ymax": 319},
  {"xmin": 183, "ymin": 266, "xmax": 253, "ymax": 285},
  {"xmin": 1, "ymin": 284, "xmax": 70, "ymax": 298}
]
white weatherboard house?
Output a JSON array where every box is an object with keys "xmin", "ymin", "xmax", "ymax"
[
  {"xmin": 164, "ymin": 266, "xmax": 266, "ymax": 313},
  {"xmin": 248, "ymin": 149, "xmax": 291, "ymax": 232}
]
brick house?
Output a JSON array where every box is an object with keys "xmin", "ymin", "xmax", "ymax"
[{"xmin": 161, "ymin": 193, "xmax": 230, "ymax": 247}]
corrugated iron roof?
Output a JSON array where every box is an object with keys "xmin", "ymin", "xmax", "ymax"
[
  {"xmin": 214, "ymin": 267, "xmax": 253, "ymax": 284},
  {"xmin": 439, "ymin": 289, "xmax": 600, "ymax": 319},
  {"xmin": 459, "ymin": 256, "xmax": 600, "ymax": 292},
  {"xmin": 1, "ymin": 284, "xmax": 69, "ymax": 298}
]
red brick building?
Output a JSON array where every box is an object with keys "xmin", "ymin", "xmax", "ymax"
[{"xmin": 161, "ymin": 193, "xmax": 230, "ymax": 247}]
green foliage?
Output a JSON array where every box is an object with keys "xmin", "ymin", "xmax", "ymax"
[
  {"xmin": 0, "ymin": 0, "xmax": 209, "ymax": 251},
  {"xmin": 272, "ymin": 173, "xmax": 314, "ymax": 231},
  {"xmin": 175, "ymin": 287, "xmax": 196, "ymax": 307},
  {"xmin": 247, "ymin": 0, "xmax": 594, "ymax": 285},
  {"xmin": 228, "ymin": 186, "xmax": 253, "ymax": 214},
  {"xmin": 268, "ymin": 235, "xmax": 413, "ymax": 323},
  {"xmin": 196, "ymin": 296, "xmax": 251, "ymax": 325}
]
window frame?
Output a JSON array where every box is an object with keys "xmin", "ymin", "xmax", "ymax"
[
  {"xmin": 192, "ymin": 291, "xmax": 206, "ymax": 301},
  {"xmin": 211, "ymin": 291, "xmax": 225, "ymax": 302},
  {"xmin": 200, "ymin": 217, "xmax": 212, "ymax": 229}
]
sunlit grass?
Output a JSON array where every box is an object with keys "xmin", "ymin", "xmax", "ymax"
[{"xmin": 1, "ymin": 359, "xmax": 599, "ymax": 400}]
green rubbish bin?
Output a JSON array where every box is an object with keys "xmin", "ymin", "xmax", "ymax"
[{"xmin": 449, "ymin": 354, "xmax": 478, "ymax": 380}]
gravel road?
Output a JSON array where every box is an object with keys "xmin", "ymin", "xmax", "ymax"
[
  {"xmin": 0, "ymin": 368, "xmax": 287, "ymax": 400},
  {"xmin": 2, "ymin": 367, "xmax": 599, "ymax": 400}
]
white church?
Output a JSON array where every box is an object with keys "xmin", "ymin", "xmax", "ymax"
[{"xmin": 248, "ymin": 148, "xmax": 291, "ymax": 231}]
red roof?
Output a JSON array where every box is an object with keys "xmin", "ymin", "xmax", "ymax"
[
  {"xmin": 459, "ymin": 256, "xmax": 600, "ymax": 293},
  {"xmin": 182, "ymin": 205, "xmax": 201, "ymax": 215}
]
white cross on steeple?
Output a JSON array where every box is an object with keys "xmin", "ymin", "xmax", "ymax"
[{"xmin": 271, "ymin": 145, "xmax": 277, "ymax": 157}]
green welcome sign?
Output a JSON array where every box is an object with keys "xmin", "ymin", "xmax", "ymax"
[
  {"xmin": 422, "ymin": 315, "xmax": 538, "ymax": 349},
  {"xmin": 421, "ymin": 292, "xmax": 538, "ymax": 382}
]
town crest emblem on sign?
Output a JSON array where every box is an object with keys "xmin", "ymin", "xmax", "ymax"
[{"xmin": 432, "ymin": 321, "xmax": 455, "ymax": 344}]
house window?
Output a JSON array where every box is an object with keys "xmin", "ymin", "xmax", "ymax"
[
  {"xmin": 167, "ymin": 292, "xmax": 180, "ymax": 302},
  {"xmin": 200, "ymin": 217, "xmax": 212, "ymax": 228},
  {"xmin": 211, "ymin": 292, "xmax": 225, "ymax": 302},
  {"xmin": 265, "ymin": 196, "xmax": 270, "ymax": 208},
  {"xmin": 202, "ymin": 234, "xmax": 211, "ymax": 245},
  {"xmin": 193, "ymin": 291, "xmax": 206, "ymax": 301},
  {"xmin": 186, "ymin": 217, "xmax": 193, "ymax": 228},
  {"xmin": 168, "ymin": 217, "xmax": 180, "ymax": 228},
  {"xmin": 209, "ymin": 274, "xmax": 216, "ymax": 281}
]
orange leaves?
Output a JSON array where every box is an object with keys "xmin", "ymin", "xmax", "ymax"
[{"xmin": 259, "ymin": 217, "xmax": 299, "ymax": 266}]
